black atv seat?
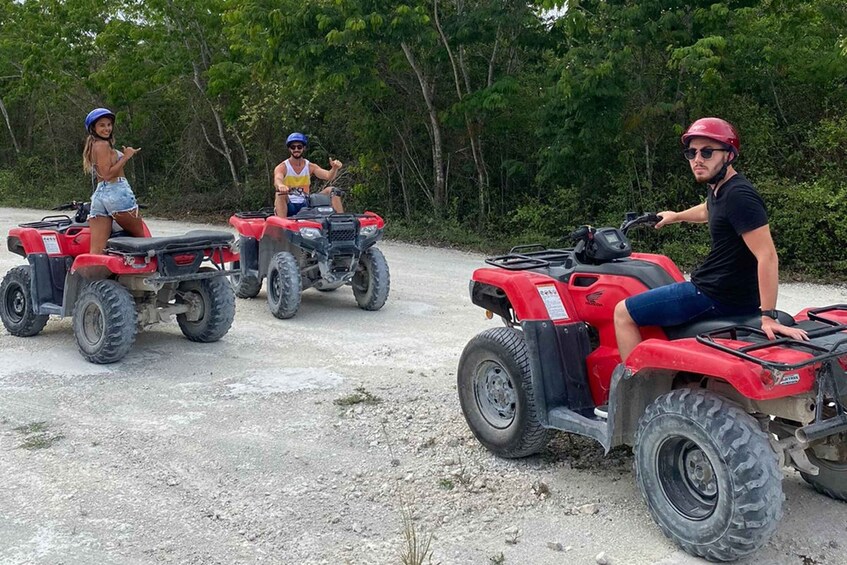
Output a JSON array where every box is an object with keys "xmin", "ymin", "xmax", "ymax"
[
  {"xmin": 106, "ymin": 230, "xmax": 234, "ymax": 254},
  {"xmin": 663, "ymin": 311, "xmax": 797, "ymax": 340}
]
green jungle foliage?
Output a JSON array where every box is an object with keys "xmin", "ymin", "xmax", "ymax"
[{"xmin": 0, "ymin": 0, "xmax": 845, "ymax": 273}]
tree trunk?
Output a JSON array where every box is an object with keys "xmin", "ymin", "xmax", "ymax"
[
  {"xmin": 433, "ymin": 1, "xmax": 489, "ymax": 225},
  {"xmin": 401, "ymin": 41, "xmax": 445, "ymax": 215},
  {"xmin": 0, "ymin": 96, "xmax": 20, "ymax": 154}
]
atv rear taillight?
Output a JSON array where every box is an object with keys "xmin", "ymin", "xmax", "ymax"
[{"xmin": 173, "ymin": 252, "xmax": 199, "ymax": 266}]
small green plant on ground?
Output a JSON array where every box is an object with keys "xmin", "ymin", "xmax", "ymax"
[
  {"xmin": 333, "ymin": 386, "xmax": 382, "ymax": 406},
  {"xmin": 489, "ymin": 553, "xmax": 505, "ymax": 565},
  {"xmin": 438, "ymin": 478, "xmax": 454, "ymax": 490},
  {"xmin": 13, "ymin": 421, "xmax": 64, "ymax": 450}
]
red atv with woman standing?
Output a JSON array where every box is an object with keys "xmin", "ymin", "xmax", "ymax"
[{"xmin": 1, "ymin": 201, "xmax": 237, "ymax": 363}]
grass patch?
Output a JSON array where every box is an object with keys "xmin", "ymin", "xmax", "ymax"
[
  {"xmin": 438, "ymin": 478, "xmax": 454, "ymax": 491},
  {"xmin": 333, "ymin": 386, "xmax": 382, "ymax": 406},
  {"xmin": 13, "ymin": 421, "xmax": 50, "ymax": 434},
  {"xmin": 13, "ymin": 421, "xmax": 64, "ymax": 450}
]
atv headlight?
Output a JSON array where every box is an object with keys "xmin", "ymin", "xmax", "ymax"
[
  {"xmin": 360, "ymin": 225, "xmax": 378, "ymax": 237},
  {"xmin": 299, "ymin": 227, "xmax": 322, "ymax": 240}
]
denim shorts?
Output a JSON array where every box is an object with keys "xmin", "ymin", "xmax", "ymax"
[
  {"xmin": 287, "ymin": 200, "xmax": 308, "ymax": 216},
  {"xmin": 625, "ymin": 281, "xmax": 758, "ymax": 327},
  {"xmin": 90, "ymin": 178, "xmax": 138, "ymax": 219}
]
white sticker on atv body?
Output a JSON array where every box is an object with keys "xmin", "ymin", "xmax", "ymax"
[
  {"xmin": 537, "ymin": 284, "xmax": 568, "ymax": 320},
  {"xmin": 41, "ymin": 235, "xmax": 61, "ymax": 255}
]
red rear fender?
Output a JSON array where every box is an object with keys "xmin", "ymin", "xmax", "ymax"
[
  {"xmin": 626, "ymin": 338, "xmax": 817, "ymax": 400},
  {"xmin": 71, "ymin": 254, "xmax": 158, "ymax": 275}
]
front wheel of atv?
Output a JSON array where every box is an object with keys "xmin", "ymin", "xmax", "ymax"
[
  {"xmin": 800, "ymin": 447, "xmax": 847, "ymax": 501},
  {"xmin": 0, "ymin": 266, "xmax": 49, "ymax": 337},
  {"xmin": 267, "ymin": 252, "xmax": 301, "ymax": 319},
  {"xmin": 177, "ymin": 272, "xmax": 236, "ymax": 342},
  {"xmin": 457, "ymin": 327, "xmax": 551, "ymax": 459},
  {"xmin": 634, "ymin": 389, "xmax": 784, "ymax": 562},
  {"xmin": 230, "ymin": 260, "xmax": 262, "ymax": 299},
  {"xmin": 73, "ymin": 279, "xmax": 137, "ymax": 364},
  {"xmin": 352, "ymin": 247, "xmax": 390, "ymax": 311}
]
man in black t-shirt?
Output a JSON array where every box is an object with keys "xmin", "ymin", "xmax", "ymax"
[{"xmin": 614, "ymin": 117, "xmax": 808, "ymax": 361}]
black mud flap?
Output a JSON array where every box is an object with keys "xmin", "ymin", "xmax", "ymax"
[
  {"xmin": 28, "ymin": 253, "xmax": 72, "ymax": 315},
  {"xmin": 522, "ymin": 320, "xmax": 595, "ymax": 417}
]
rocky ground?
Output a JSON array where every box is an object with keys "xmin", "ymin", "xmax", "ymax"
[{"xmin": 2, "ymin": 208, "xmax": 847, "ymax": 565}]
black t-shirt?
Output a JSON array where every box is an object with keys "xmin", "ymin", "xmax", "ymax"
[{"xmin": 691, "ymin": 173, "xmax": 768, "ymax": 307}]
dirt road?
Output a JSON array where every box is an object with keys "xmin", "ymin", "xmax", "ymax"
[{"xmin": 2, "ymin": 207, "xmax": 846, "ymax": 565}]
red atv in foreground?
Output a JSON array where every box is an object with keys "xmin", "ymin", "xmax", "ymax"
[
  {"xmin": 1, "ymin": 202, "xmax": 237, "ymax": 363},
  {"xmin": 459, "ymin": 212, "xmax": 847, "ymax": 561},
  {"xmin": 228, "ymin": 192, "xmax": 389, "ymax": 318}
]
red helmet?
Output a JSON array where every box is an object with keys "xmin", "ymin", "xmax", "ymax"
[{"xmin": 681, "ymin": 117, "xmax": 740, "ymax": 154}]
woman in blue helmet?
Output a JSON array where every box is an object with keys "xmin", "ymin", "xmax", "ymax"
[
  {"xmin": 273, "ymin": 132, "xmax": 344, "ymax": 217},
  {"xmin": 82, "ymin": 108, "xmax": 145, "ymax": 254}
]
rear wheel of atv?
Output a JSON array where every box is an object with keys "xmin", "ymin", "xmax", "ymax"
[
  {"xmin": 352, "ymin": 247, "xmax": 390, "ymax": 311},
  {"xmin": 0, "ymin": 266, "xmax": 49, "ymax": 337},
  {"xmin": 73, "ymin": 279, "xmax": 137, "ymax": 364},
  {"xmin": 457, "ymin": 327, "xmax": 551, "ymax": 458},
  {"xmin": 230, "ymin": 260, "xmax": 261, "ymax": 299},
  {"xmin": 634, "ymin": 389, "xmax": 783, "ymax": 561},
  {"xmin": 176, "ymin": 271, "xmax": 236, "ymax": 342},
  {"xmin": 267, "ymin": 252, "xmax": 301, "ymax": 319},
  {"xmin": 800, "ymin": 448, "xmax": 847, "ymax": 501}
]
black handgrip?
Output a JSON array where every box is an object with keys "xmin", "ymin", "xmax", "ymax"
[
  {"xmin": 569, "ymin": 225, "xmax": 590, "ymax": 241},
  {"xmin": 52, "ymin": 201, "xmax": 79, "ymax": 211}
]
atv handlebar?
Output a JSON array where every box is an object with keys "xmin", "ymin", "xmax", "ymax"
[{"xmin": 620, "ymin": 212, "xmax": 662, "ymax": 235}]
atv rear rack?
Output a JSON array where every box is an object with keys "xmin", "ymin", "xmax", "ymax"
[
  {"xmin": 696, "ymin": 305, "xmax": 847, "ymax": 372},
  {"xmin": 485, "ymin": 245, "xmax": 573, "ymax": 271},
  {"xmin": 697, "ymin": 305, "xmax": 847, "ymax": 443}
]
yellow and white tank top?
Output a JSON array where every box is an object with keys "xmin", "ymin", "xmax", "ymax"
[{"xmin": 283, "ymin": 159, "xmax": 311, "ymax": 203}]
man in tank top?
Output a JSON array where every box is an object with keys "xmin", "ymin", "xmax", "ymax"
[{"xmin": 273, "ymin": 132, "xmax": 344, "ymax": 217}]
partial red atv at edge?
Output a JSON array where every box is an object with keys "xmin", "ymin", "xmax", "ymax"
[
  {"xmin": 458, "ymin": 212, "xmax": 847, "ymax": 562},
  {"xmin": 1, "ymin": 202, "xmax": 238, "ymax": 363}
]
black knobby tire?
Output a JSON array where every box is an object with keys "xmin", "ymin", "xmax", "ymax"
[
  {"xmin": 800, "ymin": 449, "xmax": 847, "ymax": 501},
  {"xmin": 352, "ymin": 247, "xmax": 390, "ymax": 311},
  {"xmin": 0, "ymin": 266, "xmax": 49, "ymax": 337},
  {"xmin": 457, "ymin": 327, "xmax": 551, "ymax": 459},
  {"xmin": 266, "ymin": 252, "xmax": 301, "ymax": 319},
  {"xmin": 634, "ymin": 389, "xmax": 784, "ymax": 562},
  {"xmin": 176, "ymin": 272, "xmax": 236, "ymax": 342},
  {"xmin": 72, "ymin": 279, "xmax": 137, "ymax": 364},
  {"xmin": 230, "ymin": 260, "xmax": 262, "ymax": 299}
]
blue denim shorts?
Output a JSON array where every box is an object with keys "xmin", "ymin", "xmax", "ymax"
[
  {"xmin": 287, "ymin": 199, "xmax": 308, "ymax": 216},
  {"xmin": 625, "ymin": 281, "xmax": 758, "ymax": 327},
  {"xmin": 90, "ymin": 177, "xmax": 138, "ymax": 219}
]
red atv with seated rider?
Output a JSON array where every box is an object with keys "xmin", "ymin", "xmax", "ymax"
[
  {"xmin": 1, "ymin": 201, "xmax": 237, "ymax": 363},
  {"xmin": 228, "ymin": 191, "xmax": 389, "ymax": 318},
  {"xmin": 458, "ymin": 212, "xmax": 847, "ymax": 562}
]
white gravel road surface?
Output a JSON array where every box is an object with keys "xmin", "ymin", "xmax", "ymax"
[{"xmin": 1, "ymin": 207, "xmax": 847, "ymax": 565}]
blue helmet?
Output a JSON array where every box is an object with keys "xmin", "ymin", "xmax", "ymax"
[
  {"xmin": 286, "ymin": 132, "xmax": 308, "ymax": 147},
  {"xmin": 85, "ymin": 108, "xmax": 115, "ymax": 133}
]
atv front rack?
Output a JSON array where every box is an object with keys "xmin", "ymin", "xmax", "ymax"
[
  {"xmin": 19, "ymin": 215, "xmax": 73, "ymax": 230},
  {"xmin": 234, "ymin": 209, "xmax": 274, "ymax": 220},
  {"xmin": 485, "ymin": 245, "xmax": 573, "ymax": 271},
  {"xmin": 697, "ymin": 305, "xmax": 847, "ymax": 443}
]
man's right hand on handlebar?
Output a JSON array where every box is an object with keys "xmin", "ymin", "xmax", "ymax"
[{"xmin": 654, "ymin": 211, "xmax": 678, "ymax": 229}]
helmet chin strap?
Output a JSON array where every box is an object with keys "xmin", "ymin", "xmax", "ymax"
[{"xmin": 706, "ymin": 147, "xmax": 736, "ymax": 187}]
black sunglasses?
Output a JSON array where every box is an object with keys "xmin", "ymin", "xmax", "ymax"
[
  {"xmin": 683, "ymin": 147, "xmax": 727, "ymax": 160},
  {"xmin": 288, "ymin": 144, "xmax": 305, "ymax": 150}
]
